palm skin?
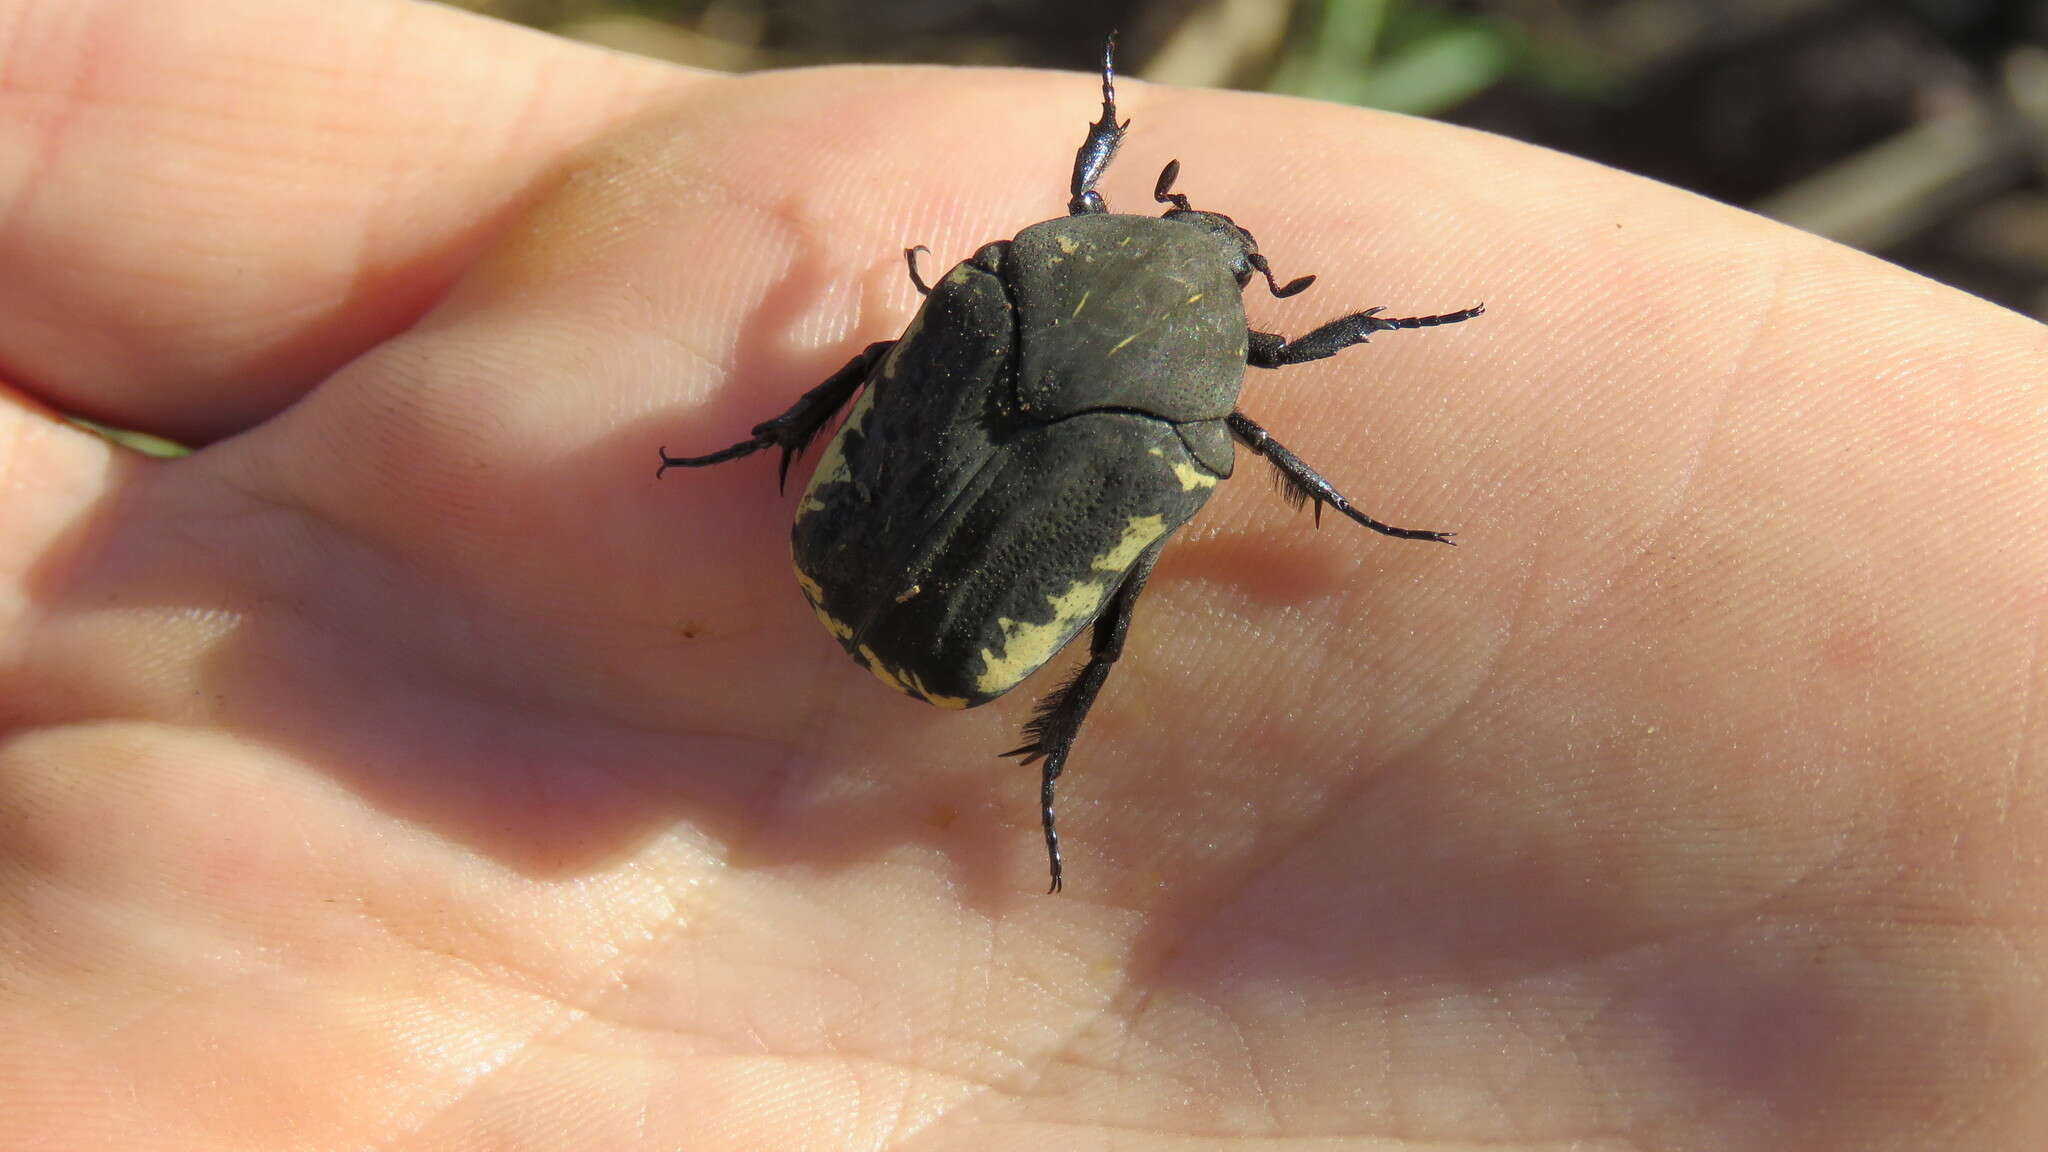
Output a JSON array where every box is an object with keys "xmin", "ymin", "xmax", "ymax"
[{"xmin": 2, "ymin": 2, "xmax": 2044, "ymax": 1149}]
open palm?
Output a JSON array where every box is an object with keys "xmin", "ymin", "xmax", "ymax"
[{"xmin": 3, "ymin": 3, "xmax": 2043, "ymax": 1149}]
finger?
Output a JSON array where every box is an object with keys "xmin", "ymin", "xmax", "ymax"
[
  {"xmin": 0, "ymin": 0, "xmax": 695, "ymax": 445},
  {"xmin": 0, "ymin": 383, "xmax": 127, "ymax": 712}
]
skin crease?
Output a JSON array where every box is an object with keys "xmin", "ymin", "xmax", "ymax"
[{"xmin": 1, "ymin": 0, "xmax": 2045, "ymax": 1148}]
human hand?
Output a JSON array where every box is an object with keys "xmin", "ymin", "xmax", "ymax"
[{"xmin": 4, "ymin": 2, "xmax": 2043, "ymax": 1149}]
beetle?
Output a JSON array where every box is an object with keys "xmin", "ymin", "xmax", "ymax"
[{"xmin": 659, "ymin": 37, "xmax": 1481, "ymax": 891}]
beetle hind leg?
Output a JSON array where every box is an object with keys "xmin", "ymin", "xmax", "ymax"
[
  {"xmin": 1228, "ymin": 411, "xmax": 1454, "ymax": 543},
  {"xmin": 658, "ymin": 340, "xmax": 892, "ymax": 493},
  {"xmin": 1002, "ymin": 540, "xmax": 1165, "ymax": 892}
]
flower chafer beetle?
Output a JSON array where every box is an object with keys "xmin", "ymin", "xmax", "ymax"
[{"xmin": 660, "ymin": 37, "xmax": 1482, "ymax": 891}]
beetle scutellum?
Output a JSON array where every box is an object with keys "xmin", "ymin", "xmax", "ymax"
[{"xmin": 660, "ymin": 37, "xmax": 1481, "ymax": 891}]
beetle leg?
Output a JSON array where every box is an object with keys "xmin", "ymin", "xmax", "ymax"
[
  {"xmin": 1003, "ymin": 540, "xmax": 1165, "ymax": 892},
  {"xmin": 1067, "ymin": 33, "xmax": 1130, "ymax": 216},
  {"xmin": 1247, "ymin": 303, "xmax": 1485, "ymax": 368},
  {"xmin": 905, "ymin": 246, "xmax": 934, "ymax": 296},
  {"xmin": 657, "ymin": 340, "xmax": 892, "ymax": 494},
  {"xmin": 1227, "ymin": 411, "xmax": 1455, "ymax": 543}
]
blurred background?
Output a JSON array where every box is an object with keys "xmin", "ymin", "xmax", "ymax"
[{"xmin": 450, "ymin": 0, "xmax": 2048, "ymax": 320}]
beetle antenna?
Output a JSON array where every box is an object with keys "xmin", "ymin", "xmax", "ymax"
[
  {"xmin": 1249, "ymin": 252, "xmax": 1315, "ymax": 298},
  {"xmin": 1153, "ymin": 160, "xmax": 1192, "ymax": 211}
]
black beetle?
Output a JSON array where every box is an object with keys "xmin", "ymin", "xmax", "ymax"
[{"xmin": 660, "ymin": 38, "xmax": 1481, "ymax": 891}]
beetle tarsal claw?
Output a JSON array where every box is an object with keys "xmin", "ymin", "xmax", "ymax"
[{"xmin": 655, "ymin": 438, "xmax": 768, "ymax": 476}]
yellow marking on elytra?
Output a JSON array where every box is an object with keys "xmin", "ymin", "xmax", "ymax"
[
  {"xmin": 1172, "ymin": 461, "xmax": 1219, "ymax": 491},
  {"xmin": 860, "ymin": 645, "xmax": 901, "ymax": 689},
  {"xmin": 809, "ymin": 601, "xmax": 855, "ymax": 641},
  {"xmin": 795, "ymin": 568, "xmax": 826, "ymax": 601},
  {"xmin": 975, "ymin": 580, "xmax": 1110, "ymax": 695},
  {"xmin": 1056, "ymin": 234, "xmax": 1079, "ymax": 254},
  {"xmin": 861, "ymin": 644, "xmax": 968, "ymax": 708},
  {"xmin": 1071, "ymin": 291, "xmax": 1091, "ymax": 319},
  {"xmin": 1093, "ymin": 514, "xmax": 1168, "ymax": 572},
  {"xmin": 946, "ymin": 265, "xmax": 973, "ymax": 284},
  {"xmin": 974, "ymin": 515, "xmax": 1175, "ymax": 693},
  {"xmin": 795, "ymin": 567, "xmax": 856, "ymax": 640},
  {"xmin": 796, "ymin": 382, "xmax": 878, "ymax": 516},
  {"xmin": 911, "ymin": 673, "xmax": 970, "ymax": 708}
]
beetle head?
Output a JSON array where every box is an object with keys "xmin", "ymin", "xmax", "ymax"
[{"xmin": 1161, "ymin": 207, "xmax": 1316, "ymax": 299}]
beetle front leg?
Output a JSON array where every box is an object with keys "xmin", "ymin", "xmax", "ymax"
[
  {"xmin": 1247, "ymin": 303, "xmax": 1485, "ymax": 367},
  {"xmin": 1003, "ymin": 541, "xmax": 1165, "ymax": 892},
  {"xmin": 1228, "ymin": 411, "xmax": 1454, "ymax": 543},
  {"xmin": 657, "ymin": 340, "xmax": 892, "ymax": 493}
]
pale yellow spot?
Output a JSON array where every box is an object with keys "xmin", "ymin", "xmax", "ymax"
[
  {"xmin": 809, "ymin": 601, "xmax": 855, "ymax": 641},
  {"xmin": 796, "ymin": 383, "xmax": 877, "ymax": 516},
  {"xmin": 1056, "ymin": 234, "xmax": 1079, "ymax": 254},
  {"xmin": 975, "ymin": 580, "xmax": 1110, "ymax": 695},
  {"xmin": 860, "ymin": 645, "xmax": 968, "ymax": 708},
  {"xmin": 1092, "ymin": 514, "xmax": 1168, "ymax": 572},
  {"xmin": 795, "ymin": 567, "xmax": 855, "ymax": 640},
  {"xmin": 973, "ymin": 514, "xmax": 1175, "ymax": 692},
  {"xmin": 1071, "ymin": 291, "xmax": 1090, "ymax": 319},
  {"xmin": 794, "ymin": 568, "xmax": 826, "ymax": 601},
  {"xmin": 946, "ymin": 265, "xmax": 973, "ymax": 284},
  {"xmin": 1171, "ymin": 461, "xmax": 1219, "ymax": 491},
  {"xmin": 860, "ymin": 645, "xmax": 902, "ymax": 690}
]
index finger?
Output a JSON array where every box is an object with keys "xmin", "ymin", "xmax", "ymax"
[{"xmin": 0, "ymin": 0, "xmax": 693, "ymax": 444}]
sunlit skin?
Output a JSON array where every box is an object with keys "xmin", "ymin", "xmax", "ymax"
[{"xmin": 2, "ymin": 2, "xmax": 2045, "ymax": 1149}]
